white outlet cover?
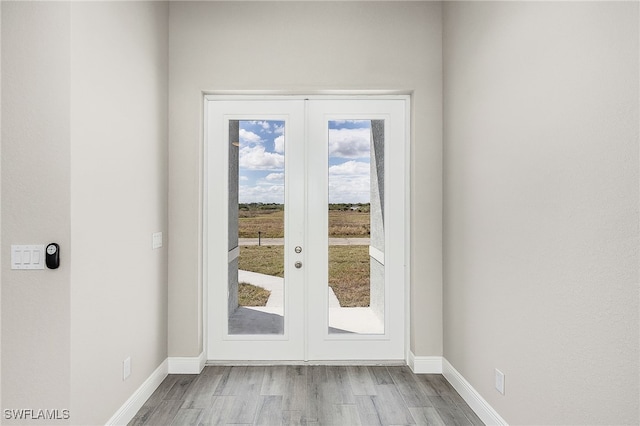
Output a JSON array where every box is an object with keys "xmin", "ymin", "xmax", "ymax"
[
  {"xmin": 495, "ymin": 369, "xmax": 505, "ymax": 395},
  {"xmin": 123, "ymin": 357, "xmax": 131, "ymax": 380},
  {"xmin": 152, "ymin": 232, "xmax": 163, "ymax": 249}
]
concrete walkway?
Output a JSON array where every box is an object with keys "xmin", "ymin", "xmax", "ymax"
[
  {"xmin": 231, "ymin": 269, "xmax": 383, "ymax": 335},
  {"xmin": 238, "ymin": 270, "xmax": 339, "ymax": 308},
  {"xmin": 239, "ymin": 238, "xmax": 370, "ymax": 246}
]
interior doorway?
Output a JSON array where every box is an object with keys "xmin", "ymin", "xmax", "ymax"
[{"xmin": 206, "ymin": 96, "xmax": 409, "ymax": 361}]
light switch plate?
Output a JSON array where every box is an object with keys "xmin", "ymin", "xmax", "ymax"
[
  {"xmin": 152, "ymin": 232, "xmax": 163, "ymax": 249},
  {"xmin": 11, "ymin": 245, "xmax": 45, "ymax": 270}
]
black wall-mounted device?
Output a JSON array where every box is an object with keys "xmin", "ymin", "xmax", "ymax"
[{"xmin": 46, "ymin": 243, "xmax": 60, "ymax": 269}]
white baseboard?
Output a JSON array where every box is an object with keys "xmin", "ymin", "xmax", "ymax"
[
  {"xmin": 443, "ymin": 358, "xmax": 508, "ymax": 426},
  {"xmin": 407, "ymin": 352, "xmax": 443, "ymax": 373},
  {"xmin": 106, "ymin": 358, "xmax": 168, "ymax": 426},
  {"xmin": 168, "ymin": 352, "xmax": 206, "ymax": 374}
]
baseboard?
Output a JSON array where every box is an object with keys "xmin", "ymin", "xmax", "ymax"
[
  {"xmin": 443, "ymin": 358, "xmax": 508, "ymax": 426},
  {"xmin": 407, "ymin": 352, "xmax": 443, "ymax": 373},
  {"xmin": 105, "ymin": 358, "xmax": 168, "ymax": 426},
  {"xmin": 168, "ymin": 352, "xmax": 206, "ymax": 374}
]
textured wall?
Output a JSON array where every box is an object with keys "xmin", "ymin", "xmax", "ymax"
[
  {"xmin": 228, "ymin": 121, "xmax": 239, "ymax": 314},
  {"xmin": 443, "ymin": 2, "xmax": 639, "ymax": 424},
  {"xmin": 370, "ymin": 120, "xmax": 385, "ymax": 320},
  {"xmin": 168, "ymin": 1, "xmax": 443, "ymax": 357}
]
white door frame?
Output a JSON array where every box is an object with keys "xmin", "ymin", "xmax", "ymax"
[{"xmin": 203, "ymin": 93, "xmax": 411, "ymax": 363}]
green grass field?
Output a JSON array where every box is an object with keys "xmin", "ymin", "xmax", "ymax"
[
  {"xmin": 237, "ymin": 204, "xmax": 371, "ymax": 307},
  {"xmin": 238, "ymin": 245, "xmax": 370, "ymax": 307},
  {"xmin": 238, "ymin": 283, "xmax": 271, "ymax": 306},
  {"xmin": 239, "ymin": 207, "xmax": 370, "ymax": 238}
]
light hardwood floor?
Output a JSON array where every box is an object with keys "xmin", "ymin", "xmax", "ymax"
[{"xmin": 128, "ymin": 365, "xmax": 484, "ymax": 425}]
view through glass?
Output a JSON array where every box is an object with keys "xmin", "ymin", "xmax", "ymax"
[
  {"xmin": 228, "ymin": 120, "xmax": 286, "ymax": 335},
  {"xmin": 327, "ymin": 119, "xmax": 385, "ymax": 335},
  {"xmin": 226, "ymin": 118, "xmax": 385, "ymax": 336}
]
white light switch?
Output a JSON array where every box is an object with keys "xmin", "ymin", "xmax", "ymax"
[
  {"xmin": 152, "ymin": 232, "xmax": 163, "ymax": 249},
  {"xmin": 11, "ymin": 245, "xmax": 45, "ymax": 270}
]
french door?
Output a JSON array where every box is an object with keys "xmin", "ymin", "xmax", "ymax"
[{"xmin": 206, "ymin": 96, "xmax": 408, "ymax": 361}]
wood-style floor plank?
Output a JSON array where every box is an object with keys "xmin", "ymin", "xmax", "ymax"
[
  {"xmin": 182, "ymin": 373, "xmax": 220, "ymax": 409},
  {"xmin": 387, "ymin": 365, "xmax": 432, "ymax": 408},
  {"xmin": 354, "ymin": 395, "xmax": 382, "ymax": 426},
  {"xmin": 325, "ymin": 366, "xmax": 355, "ymax": 404},
  {"xmin": 369, "ymin": 366, "xmax": 395, "ymax": 385},
  {"xmin": 199, "ymin": 395, "xmax": 236, "ymax": 425},
  {"xmin": 436, "ymin": 406, "xmax": 474, "ymax": 426},
  {"xmin": 165, "ymin": 375, "xmax": 198, "ymax": 401},
  {"xmin": 169, "ymin": 407, "xmax": 204, "ymax": 426},
  {"xmin": 371, "ymin": 384, "xmax": 416, "ymax": 425},
  {"xmin": 457, "ymin": 401, "xmax": 485, "ymax": 426},
  {"xmin": 347, "ymin": 366, "xmax": 378, "ymax": 396},
  {"xmin": 281, "ymin": 410, "xmax": 306, "ymax": 426},
  {"xmin": 331, "ymin": 404, "xmax": 362, "ymax": 425},
  {"xmin": 129, "ymin": 365, "xmax": 485, "ymax": 426},
  {"xmin": 260, "ymin": 365, "xmax": 287, "ymax": 396},
  {"xmin": 409, "ymin": 407, "xmax": 446, "ymax": 426},
  {"xmin": 254, "ymin": 395, "xmax": 284, "ymax": 426},
  {"xmin": 131, "ymin": 399, "xmax": 183, "ymax": 426},
  {"xmin": 282, "ymin": 366, "xmax": 307, "ymax": 412}
]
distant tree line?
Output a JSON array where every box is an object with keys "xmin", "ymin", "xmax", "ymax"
[
  {"xmin": 329, "ymin": 203, "xmax": 370, "ymax": 212},
  {"xmin": 238, "ymin": 203, "xmax": 370, "ymax": 212},
  {"xmin": 239, "ymin": 203, "xmax": 283, "ymax": 211}
]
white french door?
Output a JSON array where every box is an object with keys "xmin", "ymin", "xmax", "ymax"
[{"xmin": 205, "ymin": 96, "xmax": 408, "ymax": 361}]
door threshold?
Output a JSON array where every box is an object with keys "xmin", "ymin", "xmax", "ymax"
[{"xmin": 205, "ymin": 360, "xmax": 406, "ymax": 367}]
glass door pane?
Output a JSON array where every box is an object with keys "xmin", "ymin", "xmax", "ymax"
[
  {"xmin": 327, "ymin": 120, "xmax": 385, "ymax": 335},
  {"xmin": 228, "ymin": 120, "xmax": 286, "ymax": 335},
  {"xmin": 306, "ymin": 98, "xmax": 406, "ymax": 361}
]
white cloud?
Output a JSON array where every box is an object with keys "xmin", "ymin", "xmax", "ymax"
[
  {"xmin": 239, "ymin": 145, "xmax": 284, "ymax": 170},
  {"xmin": 329, "ymin": 176, "xmax": 370, "ymax": 203},
  {"xmin": 274, "ymin": 124, "xmax": 284, "ymax": 135},
  {"xmin": 265, "ymin": 172, "xmax": 284, "ymax": 182},
  {"xmin": 329, "ymin": 128, "xmax": 370, "ymax": 159},
  {"xmin": 239, "ymin": 183, "xmax": 284, "ymax": 204},
  {"xmin": 239, "ymin": 129, "xmax": 263, "ymax": 144},
  {"xmin": 247, "ymin": 121, "xmax": 271, "ymax": 131},
  {"xmin": 328, "ymin": 161, "xmax": 370, "ymax": 203},
  {"xmin": 331, "ymin": 120, "xmax": 370, "ymax": 126},
  {"xmin": 274, "ymin": 135, "xmax": 285, "ymax": 153},
  {"xmin": 329, "ymin": 160, "xmax": 369, "ymax": 176},
  {"xmin": 239, "ymin": 175, "xmax": 249, "ymax": 181}
]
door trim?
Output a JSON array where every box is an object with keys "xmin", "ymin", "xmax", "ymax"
[{"xmin": 202, "ymin": 93, "xmax": 411, "ymax": 362}]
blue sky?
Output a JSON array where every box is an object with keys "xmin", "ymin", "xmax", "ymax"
[{"xmin": 238, "ymin": 120, "xmax": 371, "ymax": 204}]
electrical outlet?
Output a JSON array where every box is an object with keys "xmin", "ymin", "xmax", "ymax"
[
  {"xmin": 495, "ymin": 369, "xmax": 505, "ymax": 395},
  {"xmin": 123, "ymin": 357, "xmax": 131, "ymax": 381},
  {"xmin": 152, "ymin": 232, "xmax": 163, "ymax": 249}
]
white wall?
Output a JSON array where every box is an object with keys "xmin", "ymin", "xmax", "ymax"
[
  {"xmin": 1, "ymin": 3, "xmax": 72, "ymax": 423},
  {"xmin": 443, "ymin": 2, "xmax": 639, "ymax": 424},
  {"xmin": 168, "ymin": 1, "xmax": 444, "ymax": 358},
  {"xmin": 1, "ymin": 2, "xmax": 169, "ymax": 425},
  {"xmin": 69, "ymin": 3, "xmax": 169, "ymax": 424}
]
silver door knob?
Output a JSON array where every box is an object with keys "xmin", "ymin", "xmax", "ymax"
[
  {"xmin": 295, "ymin": 246, "xmax": 302, "ymax": 253},
  {"xmin": 294, "ymin": 261, "xmax": 303, "ymax": 269}
]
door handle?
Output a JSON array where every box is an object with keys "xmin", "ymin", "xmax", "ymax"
[{"xmin": 294, "ymin": 261, "xmax": 303, "ymax": 269}]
